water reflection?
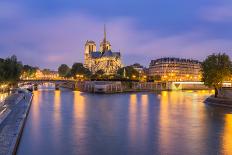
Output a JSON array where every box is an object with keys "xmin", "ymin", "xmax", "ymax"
[
  {"xmin": 31, "ymin": 90, "xmax": 40, "ymax": 136},
  {"xmin": 140, "ymin": 94, "xmax": 149, "ymax": 149},
  {"xmin": 159, "ymin": 91, "xmax": 171, "ymax": 153},
  {"xmin": 73, "ymin": 91, "xmax": 87, "ymax": 154},
  {"xmin": 222, "ymin": 114, "xmax": 232, "ymax": 155},
  {"xmin": 128, "ymin": 94, "xmax": 138, "ymax": 145},
  {"xmin": 54, "ymin": 90, "xmax": 61, "ymax": 125},
  {"xmin": 18, "ymin": 90, "xmax": 232, "ymax": 155}
]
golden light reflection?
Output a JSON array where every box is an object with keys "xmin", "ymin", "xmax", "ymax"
[
  {"xmin": 222, "ymin": 114, "xmax": 232, "ymax": 155},
  {"xmin": 140, "ymin": 94, "xmax": 149, "ymax": 140},
  {"xmin": 128, "ymin": 94, "xmax": 138, "ymax": 145},
  {"xmin": 158, "ymin": 90, "xmax": 212, "ymax": 153},
  {"xmin": 31, "ymin": 90, "xmax": 41, "ymax": 135},
  {"xmin": 159, "ymin": 91, "xmax": 171, "ymax": 150},
  {"xmin": 73, "ymin": 91, "xmax": 86, "ymax": 147},
  {"xmin": 54, "ymin": 90, "xmax": 61, "ymax": 127}
]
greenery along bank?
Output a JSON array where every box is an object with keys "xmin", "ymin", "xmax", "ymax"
[
  {"xmin": 0, "ymin": 55, "xmax": 37, "ymax": 90},
  {"xmin": 202, "ymin": 53, "xmax": 232, "ymax": 97},
  {"xmin": 58, "ymin": 63, "xmax": 156, "ymax": 81}
]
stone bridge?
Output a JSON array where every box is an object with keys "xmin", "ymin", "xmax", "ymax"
[{"xmin": 19, "ymin": 79, "xmax": 79, "ymax": 90}]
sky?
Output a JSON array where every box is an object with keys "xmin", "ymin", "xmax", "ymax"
[{"xmin": 0, "ymin": 0, "xmax": 232, "ymax": 70}]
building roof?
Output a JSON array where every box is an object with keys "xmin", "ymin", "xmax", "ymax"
[
  {"xmin": 90, "ymin": 50, "xmax": 120, "ymax": 59},
  {"xmin": 150, "ymin": 57, "xmax": 201, "ymax": 66},
  {"xmin": 85, "ymin": 40, "xmax": 96, "ymax": 45}
]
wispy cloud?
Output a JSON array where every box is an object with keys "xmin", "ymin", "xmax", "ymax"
[
  {"xmin": 0, "ymin": 2, "xmax": 232, "ymax": 69},
  {"xmin": 200, "ymin": 5, "xmax": 232, "ymax": 22}
]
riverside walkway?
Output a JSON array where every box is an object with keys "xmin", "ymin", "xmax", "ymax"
[{"xmin": 0, "ymin": 92, "xmax": 32, "ymax": 155}]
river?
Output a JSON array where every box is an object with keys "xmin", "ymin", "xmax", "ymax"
[{"xmin": 17, "ymin": 89, "xmax": 232, "ymax": 155}]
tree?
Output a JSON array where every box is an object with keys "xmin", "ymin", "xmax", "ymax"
[
  {"xmin": 70, "ymin": 63, "xmax": 92, "ymax": 79},
  {"xmin": 58, "ymin": 64, "xmax": 70, "ymax": 77},
  {"xmin": 3, "ymin": 55, "xmax": 22, "ymax": 84},
  {"xmin": 202, "ymin": 53, "xmax": 232, "ymax": 97},
  {"xmin": 0, "ymin": 58, "xmax": 4, "ymax": 82},
  {"xmin": 117, "ymin": 66, "xmax": 139, "ymax": 80}
]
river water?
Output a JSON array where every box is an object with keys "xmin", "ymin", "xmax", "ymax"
[{"xmin": 17, "ymin": 89, "xmax": 232, "ymax": 155}]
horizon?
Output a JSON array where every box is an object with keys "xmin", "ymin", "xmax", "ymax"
[{"xmin": 1, "ymin": 0, "xmax": 232, "ymax": 70}]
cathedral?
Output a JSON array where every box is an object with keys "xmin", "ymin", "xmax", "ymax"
[{"xmin": 84, "ymin": 26, "xmax": 122, "ymax": 75}]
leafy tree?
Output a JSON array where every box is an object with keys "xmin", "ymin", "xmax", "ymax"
[
  {"xmin": 0, "ymin": 58, "xmax": 4, "ymax": 82},
  {"xmin": 202, "ymin": 53, "xmax": 232, "ymax": 97},
  {"xmin": 117, "ymin": 66, "xmax": 139, "ymax": 80},
  {"xmin": 0, "ymin": 55, "xmax": 22, "ymax": 85},
  {"xmin": 70, "ymin": 63, "xmax": 92, "ymax": 78},
  {"xmin": 58, "ymin": 64, "xmax": 70, "ymax": 77}
]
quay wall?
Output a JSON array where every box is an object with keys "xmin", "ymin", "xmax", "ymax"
[
  {"xmin": 10, "ymin": 93, "xmax": 33, "ymax": 155},
  {"xmin": 0, "ymin": 91, "xmax": 33, "ymax": 155},
  {"xmin": 205, "ymin": 88, "xmax": 232, "ymax": 108},
  {"xmin": 60, "ymin": 81, "xmax": 210, "ymax": 93}
]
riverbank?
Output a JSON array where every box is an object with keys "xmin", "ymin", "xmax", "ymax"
[
  {"xmin": 205, "ymin": 96, "xmax": 232, "ymax": 108},
  {"xmin": 0, "ymin": 91, "xmax": 33, "ymax": 155}
]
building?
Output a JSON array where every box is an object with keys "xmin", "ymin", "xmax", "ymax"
[
  {"xmin": 84, "ymin": 26, "xmax": 122, "ymax": 75},
  {"xmin": 148, "ymin": 57, "xmax": 202, "ymax": 81},
  {"xmin": 35, "ymin": 69, "xmax": 59, "ymax": 79}
]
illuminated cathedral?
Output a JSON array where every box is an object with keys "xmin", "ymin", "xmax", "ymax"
[{"xmin": 84, "ymin": 26, "xmax": 122, "ymax": 75}]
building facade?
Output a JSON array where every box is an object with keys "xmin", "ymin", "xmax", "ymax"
[
  {"xmin": 149, "ymin": 58, "xmax": 202, "ymax": 81},
  {"xmin": 84, "ymin": 26, "xmax": 122, "ymax": 75}
]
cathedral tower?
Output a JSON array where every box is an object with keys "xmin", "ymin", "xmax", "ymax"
[{"xmin": 84, "ymin": 40, "xmax": 96, "ymax": 68}]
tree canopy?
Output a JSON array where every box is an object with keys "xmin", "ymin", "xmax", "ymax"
[
  {"xmin": 117, "ymin": 66, "xmax": 139, "ymax": 80},
  {"xmin": 58, "ymin": 64, "xmax": 70, "ymax": 77},
  {"xmin": 202, "ymin": 53, "xmax": 232, "ymax": 97},
  {"xmin": 70, "ymin": 63, "xmax": 91, "ymax": 78},
  {"xmin": 0, "ymin": 55, "xmax": 22, "ymax": 85}
]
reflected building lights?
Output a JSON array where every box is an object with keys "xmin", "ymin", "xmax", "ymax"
[
  {"xmin": 222, "ymin": 114, "xmax": 232, "ymax": 155},
  {"xmin": 128, "ymin": 94, "xmax": 138, "ymax": 145},
  {"xmin": 54, "ymin": 90, "xmax": 61, "ymax": 124},
  {"xmin": 73, "ymin": 91, "xmax": 87, "ymax": 153},
  {"xmin": 31, "ymin": 90, "xmax": 41, "ymax": 137},
  {"xmin": 140, "ymin": 94, "xmax": 149, "ymax": 141},
  {"xmin": 158, "ymin": 91, "xmax": 171, "ymax": 152}
]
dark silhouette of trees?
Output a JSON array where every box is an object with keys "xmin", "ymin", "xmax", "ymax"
[
  {"xmin": 0, "ymin": 55, "xmax": 22, "ymax": 85},
  {"xmin": 58, "ymin": 64, "xmax": 70, "ymax": 77}
]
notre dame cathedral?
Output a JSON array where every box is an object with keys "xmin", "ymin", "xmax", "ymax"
[{"xmin": 84, "ymin": 26, "xmax": 122, "ymax": 75}]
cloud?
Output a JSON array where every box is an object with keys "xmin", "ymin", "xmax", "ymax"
[
  {"xmin": 0, "ymin": 4, "xmax": 232, "ymax": 70},
  {"xmin": 200, "ymin": 5, "xmax": 232, "ymax": 22}
]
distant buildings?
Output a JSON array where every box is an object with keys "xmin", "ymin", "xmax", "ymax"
[
  {"xmin": 84, "ymin": 26, "xmax": 122, "ymax": 75},
  {"xmin": 35, "ymin": 69, "xmax": 59, "ymax": 79},
  {"xmin": 148, "ymin": 58, "xmax": 202, "ymax": 81}
]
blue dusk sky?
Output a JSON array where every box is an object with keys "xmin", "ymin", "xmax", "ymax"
[{"xmin": 0, "ymin": 0, "xmax": 232, "ymax": 69}]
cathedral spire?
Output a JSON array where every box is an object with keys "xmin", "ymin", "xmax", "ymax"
[
  {"xmin": 102, "ymin": 24, "xmax": 107, "ymax": 52},
  {"xmin": 104, "ymin": 24, "xmax": 107, "ymax": 44}
]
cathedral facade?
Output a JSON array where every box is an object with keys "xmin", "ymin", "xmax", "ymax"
[{"xmin": 84, "ymin": 27, "xmax": 122, "ymax": 75}]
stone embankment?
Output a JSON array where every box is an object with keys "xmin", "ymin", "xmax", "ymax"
[
  {"xmin": 0, "ymin": 91, "xmax": 33, "ymax": 155},
  {"xmin": 205, "ymin": 96, "xmax": 232, "ymax": 108}
]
